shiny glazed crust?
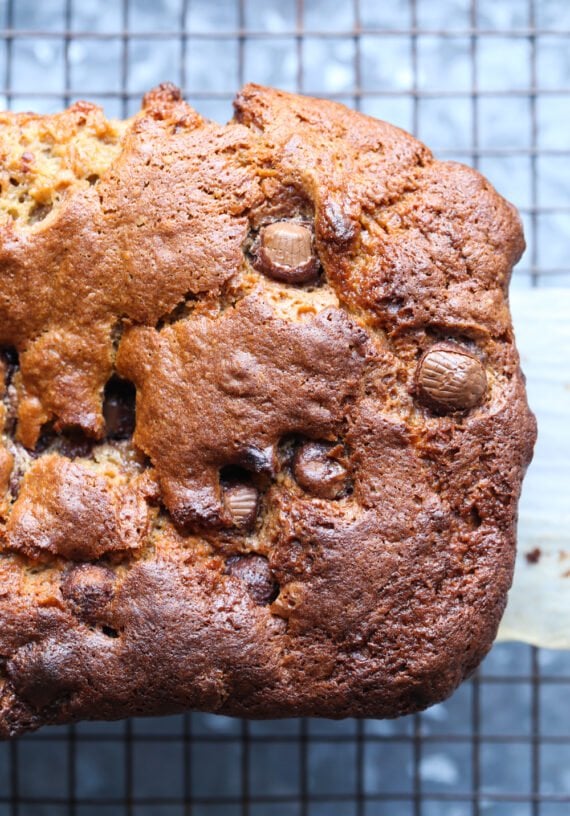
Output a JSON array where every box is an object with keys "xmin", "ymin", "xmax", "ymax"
[{"xmin": 0, "ymin": 84, "xmax": 536, "ymax": 736}]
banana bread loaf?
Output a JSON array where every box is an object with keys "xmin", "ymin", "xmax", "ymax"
[{"xmin": 0, "ymin": 84, "xmax": 536, "ymax": 736}]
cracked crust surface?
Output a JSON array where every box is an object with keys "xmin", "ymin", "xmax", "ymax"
[{"xmin": 0, "ymin": 83, "xmax": 536, "ymax": 736}]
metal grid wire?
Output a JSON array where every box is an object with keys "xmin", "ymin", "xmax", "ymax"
[{"xmin": 0, "ymin": 0, "xmax": 569, "ymax": 814}]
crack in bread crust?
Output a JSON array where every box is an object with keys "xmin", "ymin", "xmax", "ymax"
[{"xmin": 0, "ymin": 83, "xmax": 536, "ymax": 736}]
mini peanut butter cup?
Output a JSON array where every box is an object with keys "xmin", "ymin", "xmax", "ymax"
[
  {"xmin": 293, "ymin": 441, "xmax": 347, "ymax": 499},
  {"xmin": 254, "ymin": 222, "xmax": 319, "ymax": 284},
  {"xmin": 416, "ymin": 347, "xmax": 487, "ymax": 412},
  {"xmin": 224, "ymin": 483, "xmax": 259, "ymax": 529}
]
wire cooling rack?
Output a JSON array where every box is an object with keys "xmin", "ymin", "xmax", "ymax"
[{"xmin": 0, "ymin": 0, "xmax": 569, "ymax": 814}]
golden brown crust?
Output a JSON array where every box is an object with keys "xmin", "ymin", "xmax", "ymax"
[
  {"xmin": 5, "ymin": 454, "xmax": 154, "ymax": 561},
  {"xmin": 0, "ymin": 83, "xmax": 536, "ymax": 736},
  {"xmin": 116, "ymin": 294, "xmax": 369, "ymax": 527}
]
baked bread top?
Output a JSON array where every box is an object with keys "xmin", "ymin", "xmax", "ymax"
[{"xmin": 0, "ymin": 84, "xmax": 536, "ymax": 736}]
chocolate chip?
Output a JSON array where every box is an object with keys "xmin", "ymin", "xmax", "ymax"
[
  {"xmin": 0, "ymin": 346, "xmax": 18, "ymax": 371},
  {"xmin": 236, "ymin": 445, "xmax": 276, "ymax": 476},
  {"xmin": 223, "ymin": 483, "xmax": 259, "ymax": 529},
  {"xmin": 57, "ymin": 433, "xmax": 94, "ymax": 459},
  {"xmin": 226, "ymin": 554, "xmax": 278, "ymax": 605},
  {"xmin": 254, "ymin": 222, "xmax": 319, "ymax": 284},
  {"xmin": 103, "ymin": 376, "xmax": 136, "ymax": 439},
  {"xmin": 293, "ymin": 441, "xmax": 347, "ymax": 499},
  {"xmin": 61, "ymin": 564, "xmax": 116, "ymax": 624},
  {"xmin": 415, "ymin": 346, "xmax": 487, "ymax": 412},
  {"xmin": 7, "ymin": 641, "xmax": 78, "ymax": 710},
  {"xmin": 38, "ymin": 427, "xmax": 94, "ymax": 459}
]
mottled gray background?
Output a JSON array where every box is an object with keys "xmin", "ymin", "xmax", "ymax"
[{"xmin": 0, "ymin": 0, "xmax": 569, "ymax": 814}]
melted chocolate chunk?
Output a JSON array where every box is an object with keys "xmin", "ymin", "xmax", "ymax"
[
  {"xmin": 0, "ymin": 346, "xmax": 18, "ymax": 373},
  {"xmin": 103, "ymin": 376, "xmax": 136, "ymax": 440},
  {"xmin": 61, "ymin": 564, "xmax": 116, "ymax": 623},
  {"xmin": 226, "ymin": 554, "xmax": 278, "ymax": 605},
  {"xmin": 35, "ymin": 425, "xmax": 94, "ymax": 459}
]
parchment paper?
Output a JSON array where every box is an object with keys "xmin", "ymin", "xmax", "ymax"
[{"xmin": 497, "ymin": 289, "xmax": 570, "ymax": 647}]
